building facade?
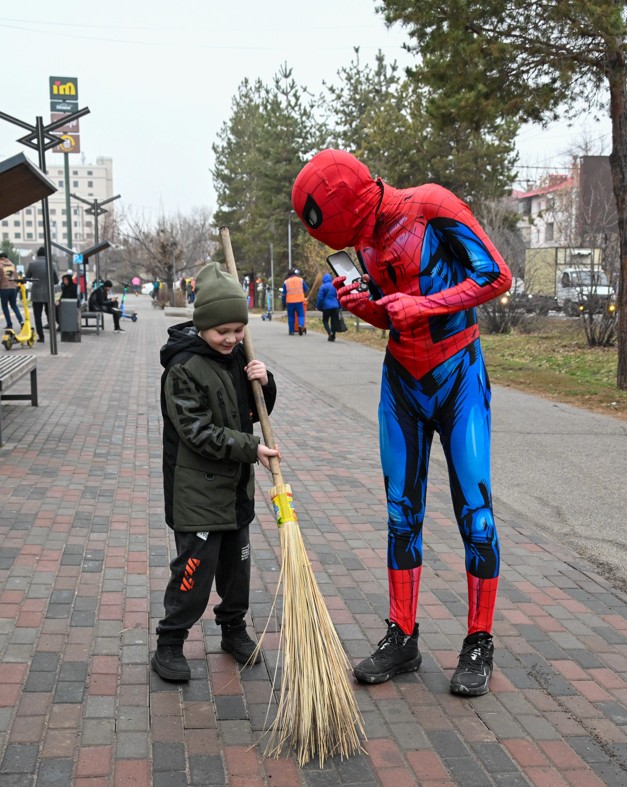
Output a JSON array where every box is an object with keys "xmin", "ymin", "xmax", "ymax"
[{"xmin": 0, "ymin": 156, "xmax": 114, "ymax": 259}]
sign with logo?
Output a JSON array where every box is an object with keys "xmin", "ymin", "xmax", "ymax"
[
  {"xmin": 56, "ymin": 134, "xmax": 81, "ymax": 154},
  {"xmin": 49, "ymin": 77, "xmax": 79, "ymax": 102},
  {"xmin": 50, "ymin": 113, "xmax": 80, "ymax": 134},
  {"xmin": 49, "ymin": 76, "xmax": 80, "ymax": 155}
]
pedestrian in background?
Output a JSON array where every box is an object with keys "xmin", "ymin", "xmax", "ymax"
[
  {"xmin": 281, "ymin": 268, "xmax": 309, "ymax": 335},
  {"xmin": 0, "ymin": 252, "xmax": 23, "ymax": 332},
  {"xmin": 88, "ymin": 280, "xmax": 124, "ymax": 332},
  {"xmin": 26, "ymin": 247, "xmax": 59, "ymax": 343},
  {"xmin": 316, "ymin": 272, "xmax": 341, "ymax": 342}
]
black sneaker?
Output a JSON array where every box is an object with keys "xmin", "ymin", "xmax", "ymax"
[
  {"xmin": 353, "ymin": 620, "xmax": 422, "ymax": 684},
  {"xmin": 221, "ymin": 622, "xmax": 261, "ymax": 665},
  {"xmin": 151, "ymin": 644, "xmax": 191, "ymax": 681},
  {"xmin": 450, "ymin": 632, "xmax": 494, "ymax": 696}
]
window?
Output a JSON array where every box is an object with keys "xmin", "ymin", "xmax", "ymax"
[
  {"xmin": 87, "ymin": 180, "xmax": 93, "ymax": 187},
  {"xmin": 51, "ymin": 209, "xmax": 56, "ymax": 214},
  {"xmin": 87, "ymin": 170, "xmax": 93, "ymax": 175},
  {"xmin": 26, "ymin": 221, "xmax": 33, "ymax": 227},
  {"xmin": 545, "ymin": 223, "xmax": 554, "ymax": 242},
  {"xmin": 26, "ymin": 233, "xmax": 33, "ymax": 239},
  {"xmin": 73, "ymin": 180, "xmax": 79, "ymax": 187},
  {"xmin": 14, "ymin": 232, "xmax": 21, "ymax": 238},
  {"xmin": 13, "ymin": 220, "xmax": 20, "ymax": 226},
  {"xmin": 58, "ymin": 180, "xmax": 64, "ymax": 187},
  {"xmin": 72, "ymin": 170, "xmax": 78, "ymax": 175},
  {"xmin": 2, "ymin": 233, "xmax": 8, "ymax": 240},
  {"xmin": 26, "ymin": 208, "xmax": 32, "ymax": 215}
]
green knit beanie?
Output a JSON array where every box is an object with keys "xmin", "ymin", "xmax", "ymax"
[{"xmin": 192, "ymin": 262, "xmax": 249, "ymax": 330}]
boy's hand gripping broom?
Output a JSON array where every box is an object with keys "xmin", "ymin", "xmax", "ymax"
[{"xmin": 220, "ymin": 227, "xmax": 365, "ymax": 767}]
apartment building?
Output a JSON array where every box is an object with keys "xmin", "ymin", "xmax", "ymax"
[
  {"xmin": 512, "ymin": 156, "xmax": 617, "ymax": 249},
  {"xmin": 1, "ymin": 155, "xmax": 114, "ymax": 258}
]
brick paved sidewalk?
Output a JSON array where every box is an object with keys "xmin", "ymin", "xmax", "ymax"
[{"xmin": 0, "ymin": 296, "xmax": 626, "ymax": 785}]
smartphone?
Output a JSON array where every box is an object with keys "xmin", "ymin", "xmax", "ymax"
[{"xmin": 326, "ymin": 251, "xmax": 369, "ymax": 291}]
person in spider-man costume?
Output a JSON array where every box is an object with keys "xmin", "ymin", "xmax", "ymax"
[{"xmin": 292, "ymin": 149, "xmax": 512, "ymax": 695}]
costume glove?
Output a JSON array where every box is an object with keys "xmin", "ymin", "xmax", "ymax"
[{"xmin": 333, "ymin": 276, "xmax": 389, "ymax": 330}]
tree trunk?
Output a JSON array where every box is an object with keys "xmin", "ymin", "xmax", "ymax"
[{"xmin": 608, "ymin": 60, "xmax": 627, "ymax": 389}]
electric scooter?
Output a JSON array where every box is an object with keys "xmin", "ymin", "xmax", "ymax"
[
  {"xmin": 119, "ymin": 283, "xmax": 138, "ymax": 322},
  {"xmin": 2, "ymin": 277, "xmax": 36, "ymax": 350}
]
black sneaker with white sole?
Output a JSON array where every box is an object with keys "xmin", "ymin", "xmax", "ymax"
[
  {"xmin": 353, "ymin": 619, "xmax": 422, "ymax": 684},
  {"xmin": 450, "ymin": 632, "xmax": 494, "ymax": 696}
]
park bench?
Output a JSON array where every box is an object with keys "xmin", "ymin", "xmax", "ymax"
[
  {"xmin": 80, "ymin": 308, "xmax": 104, "ymax": 334},
  {"xmin": 0, "ymin": 355, "xmax": 38, "ymax": 446}
]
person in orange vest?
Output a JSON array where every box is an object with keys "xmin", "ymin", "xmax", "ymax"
[{"xmin": 281, "ymin": 268, "xmax": 309, "ymax": 335}]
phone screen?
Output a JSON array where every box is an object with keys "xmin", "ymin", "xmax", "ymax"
[{"xmin": 326, "ymin": 251, "xmax": 363, "ymax": 285}]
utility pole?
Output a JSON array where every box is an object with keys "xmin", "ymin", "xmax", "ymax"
[
  {"xmin": 0, "ymin": 106, "xmax": 90, "ymax": 355},
  {"xmin": 70, "ymin": 194, "xmax": 121, "ymax": 285}
]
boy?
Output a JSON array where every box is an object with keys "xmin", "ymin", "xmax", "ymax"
[{"xmin": 152, "ymin": 261, "xmax": 279, "ymax": 681}]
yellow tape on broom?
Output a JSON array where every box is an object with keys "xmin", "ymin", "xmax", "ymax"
[
  {"xmin": 271, "ymin": 484, "xmax": 298, "ymax": 527},
  {"xmin": 219, "ymin": 227, "xmax": 366, "ymax": 768}
]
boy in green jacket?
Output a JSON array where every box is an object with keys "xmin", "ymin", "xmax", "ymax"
[{"xmin": 152, "ymin": 261, "xmax": 279, "ymax": 681}]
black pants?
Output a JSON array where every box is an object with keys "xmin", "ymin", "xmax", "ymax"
[
  {"xmin": 32, "ymin": 301, "xmax": 50, "ymax": 340},
  {"xmin": 156, "ymin": 527, "xmax": 251, "ymax": 645},
  {"xmin": 100, "ymin": 302, "xmax": 121, "ymax": 330},
  {"xmin": 322, "ymin": 307, "xmax": 339, "ymax": 335}
]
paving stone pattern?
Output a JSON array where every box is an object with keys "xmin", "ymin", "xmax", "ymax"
[{"xmin": 0, "ymin": 297, "xmax": 626, "ymax": 785}]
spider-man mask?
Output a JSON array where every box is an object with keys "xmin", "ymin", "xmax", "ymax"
[{"xmin": 291, "ymin": 149, "xmax": 383, "ymax": 250}]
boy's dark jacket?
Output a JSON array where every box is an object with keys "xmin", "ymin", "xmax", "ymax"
[{"xmin": 160, "ymin": 321, "xmax": 277, "ymax": 533}]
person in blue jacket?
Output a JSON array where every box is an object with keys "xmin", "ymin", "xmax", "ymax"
[{"xmin": 315, "ymin": 272, "xmax": 341, "ymax": 342}]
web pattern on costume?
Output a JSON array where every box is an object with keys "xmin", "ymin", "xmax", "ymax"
[
  {"xmin": 292, "ymin": 152, "xmax": 511, "ymax": 638},
  {"xmin": 360, "ymin": 186, "xmax": 508, "ymax": 636},
  {"xmin": 357, "ymin": 184, "xmax": 511, "ymax": 380}
]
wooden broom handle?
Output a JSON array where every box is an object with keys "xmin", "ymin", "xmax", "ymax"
[{"xmin": 219, "ymin": 227, "xmax": 283, "ymax": 487}]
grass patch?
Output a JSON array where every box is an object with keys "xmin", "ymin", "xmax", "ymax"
[{"xmin": 298, "ymin": 314, "xmax": 627, "ymax": 422}]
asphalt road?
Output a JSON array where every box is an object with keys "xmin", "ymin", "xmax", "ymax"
[{"xmin": 248, "ymin": 314, "xmax": 627, "ymax": 590}]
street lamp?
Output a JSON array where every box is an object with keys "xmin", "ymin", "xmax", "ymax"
[
  {"xmin": 70, "ymin": 193, "xmax": 121, "ymax": 284},
  {"xmin": 288, "ymin": 209, "xmax": 296, "ymax": 270},
  {"xmin": 172, "ymin": 240, "xmax": 178, "ymax": 304}
]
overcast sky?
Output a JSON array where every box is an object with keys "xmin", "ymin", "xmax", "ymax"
[{"xmin": 1, "ymin": 2, "xmax": 612, "ymax": 220}]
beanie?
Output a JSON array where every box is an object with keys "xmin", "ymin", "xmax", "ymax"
[{"xmin": 192, "ymin": 261, "xmax": 248, "ymax": 330}]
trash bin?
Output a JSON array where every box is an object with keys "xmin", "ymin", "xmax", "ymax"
[{"xmin": 59, "ymin": 299, "xmax": 81, "ymax": 342}]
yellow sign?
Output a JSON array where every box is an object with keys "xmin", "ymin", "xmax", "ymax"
[{"xmin": 49, "ymin": 76, "xmax": 79, "ymax": 102}]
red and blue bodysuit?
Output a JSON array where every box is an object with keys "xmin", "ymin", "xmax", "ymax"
[{"xmin": 292, "ymin": 149, "xmax": 512, "ymax": 640}]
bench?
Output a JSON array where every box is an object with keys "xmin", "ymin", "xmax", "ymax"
[
  {"xmin": 0, "ymin": 356, "xmax": 38, "ymax": 446},
  {"xmin": 80, "ymin": 311, "xmax": 104, "ymax": 334}
]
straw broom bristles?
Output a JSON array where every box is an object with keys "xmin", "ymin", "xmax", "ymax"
[
  {"xmin": 219, "ymin": 227, "xmax": 366, "ymax": 767},
  {"xmin": 264, "ymin": 485, "xmax": 365, "ymax": 767}
]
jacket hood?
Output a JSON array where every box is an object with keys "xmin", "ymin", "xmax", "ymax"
[
  {"xmin": 291, "ymin": 149, "xmax": 383, "ymax": 250},
  {"xmin": 322, "ymin": 272, "xmax": 332, "ymax": 283},
  {"xmin": 160, "ymin": 321, "xmax": 236, "ymax": 369}
]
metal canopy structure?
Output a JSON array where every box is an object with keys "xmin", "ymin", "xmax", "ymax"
[{"xmin": 0, "ymin": 152, "xmax": 57, "ymax": 220}]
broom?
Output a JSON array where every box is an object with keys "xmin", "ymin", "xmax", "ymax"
[{"xmin": 219, "ymin": 227, "xmax": 366, "ymax": 767}]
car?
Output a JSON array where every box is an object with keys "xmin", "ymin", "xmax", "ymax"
[{"xmin": 141, "ymin": 282, "xmax": 153, "ymax": 295}]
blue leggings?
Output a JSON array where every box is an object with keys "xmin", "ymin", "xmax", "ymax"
[{"xmin": 379, "ymin": 341, "xmax": 500, "ymax": 580}]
